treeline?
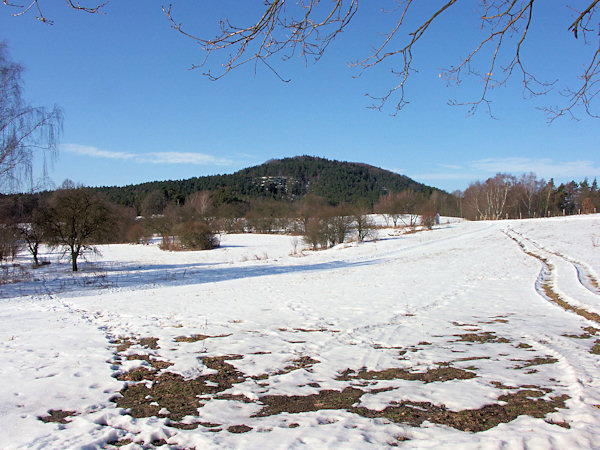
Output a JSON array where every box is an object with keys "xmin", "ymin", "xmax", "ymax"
[
  {"xmin": 459, "ymin": 173, "xmax": 599, "ymax": 220},
  {"xmin": 1, "ymin": 169, "xmax": 598, "ymax": 271}
]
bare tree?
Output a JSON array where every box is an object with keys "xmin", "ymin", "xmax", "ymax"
[
  {"xmin": 19, "ymin": 206, "xmax": 47, "ymax": 266},
  {"xmin": 5, "ymin": 1, "xmax": 600, "ymax": 119},
  {"xmin": 186, "ymin": 190, "xmax": 213, "ymax": 217},
  {"xmin": 44, "ymin": 181, "xmax": 115, "ymax": 271},
  {"xmin": 0, "ymin": 41, "xmax": 62, "ymax": 191},
  {"xmin": 516, "ymin": 172, "xmax": 545, "ymax": 218},
  {"xmin": 464, "ymin": 173, "xmax": 515, "ymax": 220}
]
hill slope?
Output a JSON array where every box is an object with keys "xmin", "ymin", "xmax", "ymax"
[{"xmin": 97, "ymin": 156, "xmax": 436, "ymax": 210}]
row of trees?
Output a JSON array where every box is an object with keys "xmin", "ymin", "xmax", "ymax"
[
  {"xmin": 461, "ymin": 173, "xmax": 600, "ymax": 220},
  {"xmin": 2, "ymin": 172, "xmax": 598, "ymax": 272}
]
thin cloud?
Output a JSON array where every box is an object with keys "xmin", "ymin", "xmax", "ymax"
[
  {"xmin": 62, "ymin": 144, "xmax": 136, "ymax": 160},
  {"xmin": 62, "ymin": 144, "xmax": 232, "ymax": 166},
  {"xmin": 412, "ymin": 157, "xmax": 600, "ymax": 191},
  {"xmin": 471, "ymin": 157, "xmax": 600, "ymax": 178},
  {"xmin": 413, "ymin": 172, "xmax": 479, "ymax": 181},
  {"xmin": 437, "ymin": 163, "xmax": 463, "ymax": 170},
  {"xmin": 143, "ymin": 152, "xmax": 232, "ymax": 165}
]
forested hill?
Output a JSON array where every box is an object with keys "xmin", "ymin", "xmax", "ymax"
[{"xmin": 94, "ymin": 156, "xmax": 437, "ymax": 211}]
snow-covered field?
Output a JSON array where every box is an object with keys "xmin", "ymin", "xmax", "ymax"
[{"xmin": 1, "ymin": 215, "xmax": 600, "ymax": 449}]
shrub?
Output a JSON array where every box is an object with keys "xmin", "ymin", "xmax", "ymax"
[
  {"xmin": 420, "ymin": 211, "xmax": 437, "ymax": 229},
  {"xmin": 176, "ymin": 221, "xmax": 220, "ymax": 250},
  {"xmin": 0, "ymin": 224, "xmax": 21, "ymax": 263},
  {"xmin": 303, "ymin": 217, "xmax": 329, "ymax": 250},
  {"xmin": 125, "ymin": 222, "xmax": 150, "ymax": 244},
  {"xmin": 354, "ymin": 214, "xmax": 376, "ymax": 242}
]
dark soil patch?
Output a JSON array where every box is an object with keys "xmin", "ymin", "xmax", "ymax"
[
  {"xmin": 113, "ymin": 355, "xmax": 246, "ymax": 421},
  {"xmin": 106, "ymin": 438, "xmax": 133, "ymax": 447},
  {"xmin": 124, "ymin": 355, "xmax": 173, "ymax": 370},
  {"xmin": 116, "ymin": 367, "xmax": 159, "ymax": 382},
  {"xmin": 514, "ymin": 356, "xmax": 559, "ymax": 369},
  {"xmin": 591, "ymin": 340, "xmax": 600, "ymax": 355},
  {"xmin": 138, "ymin": 337, "xmax": 159, "ymax": 349},
  {"xmin": 112, "ymin": 336, "xmax": 159, "ymax": 352},
  {"xmin": 38, "ymin": 409, "xmax": 76, "ymax": 424},
  {"xmin": 452, "ymin": 356, "xmax": 491, "ymax": 362},
  {"xmin": 451, "ymin": 321, "xmax": 477, "ymax": 327},
  {"xmin": 338, "ymin": 365, "xmax": 476, "ymax": 383},
  {"xmin": 491, "ymin": 381, "xmax": 518, "ymax": 389},
  {"xmin": 274, "ymin": 356, "xmax": 320, "ymax": 376},
  {"xmin": 352, "ymin": 389, "xmax": 568, "ymax": 432},
  {"xmin": 453, "ymin": 332, "xmax": 511, "ymax": 344},
  {"xmin": 481, "ymin": 318, "xmax": 509, "ymax": 324},
  {"xmin": 254, "ymin": 387, "xmax": 364, "ymax": 417},
  {"xmin": 294, "ymin": 328, "xmax": 328, "ymax": 332},
  {"xmin": 215, "ymin": 394, "xmax": 255, "ymax": 403},
  {"xmin": 253, "ymin": 383, "xmax": 568, "ymax": 433},
  {"xmin": 228, "ymin": 424, "xmax": 253, "ymax": 433},
  {"xmin": 174, "ymin": 333, "xmax": 231, "ymax": 343},
  {"xmin": 517, "ymin": 343, "xmax": 533, "ymax": 348},
  {"xmin": 113, "ymin": 338, "xmax": 135, "ymax": 353},
  {"xmin": 546, "ymin": 419, "xmax": 571, "ymax": 429},
  {"xmin": 169, "ymin": 421, "xmax": 222, "ymax": 430}
]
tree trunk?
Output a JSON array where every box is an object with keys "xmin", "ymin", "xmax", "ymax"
[{"xmin": 71, "ymin": 249, "xmax": 78, "ymax": 271}]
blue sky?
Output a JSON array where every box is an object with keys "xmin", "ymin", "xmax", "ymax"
[{"xmin": 2, "ymin": 1, "xmax": 599, "ymax": 192}]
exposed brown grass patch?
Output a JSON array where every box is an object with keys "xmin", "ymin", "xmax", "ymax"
[
  {"xmin": 254, "ymin": 387, "xmax": 364, "ymax": 417},
  {"xmin": 352, "ymin": 389, "xmax": 568, "ymax": 432},
  {"xmin": 453, "ymin": 332, "xmax": 511, "ymax": 344},
  {"xmin": 174, "ymin": 333, "xmax": 231, "ymax": 343},
  {"xmin": 252, "ymin": 383, "xmax": 568, "ymax": 433},
  {"xmin": 38, "ymin": 409, "xmax": 76, "ymax": 424},
  {"xmin": 112, "ymin": 336, "xmax": 159, "ymax": 352},
  {"xmin": 113, "ymin": 355, "xmax": 246, "ymax": 421},
  {"xmin": 516, "ymin": 343, "xmax": 533, "ymax": 349},
  {"xmin": 227, "ymin": 424, "xmax": 253, "ymax": 433},
  {"xmin": 338, "ymin": 365, "xmax": 476, "ymax": 383},
  {"xmin": 275, "ymin": 356, "xmax": 320, "ymax": 375},
  {"xmin": 125, "ymin": 354, "xmax": 173, "ymax": 370},
  {"xmin": 514, "ymin": 356, "xmax": 559, "ymax": 369}
]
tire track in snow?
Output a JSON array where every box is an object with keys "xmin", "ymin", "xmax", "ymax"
[
  {"xmin": 346, "ymin": 222, "xmax": 497, "ymax": 267},
  {"xmin": 504, "ymin": 229, "xmax": 600, "ymax": 325},
  {"xmin": 509, "ymin": 228, "xmax": 600, "ymax": 297}
]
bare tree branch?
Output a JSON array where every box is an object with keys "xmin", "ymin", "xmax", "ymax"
[
  {"xmin": 2, "ymin": 0, "xmax": 107, "ymax": 23},
  {"xmin": 3, "ymin": 1, "xmax": 600, "ymax": 120}
]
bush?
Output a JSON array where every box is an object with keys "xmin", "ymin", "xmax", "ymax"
[
  {"xmin": 354, "ymin": 213, "xmax": 375, "ymax": 242},
  {"xmin": 303, "ymin": 217, "xmax": 329, "ymax": 250},
  {"xmin": 0, "ymin": 224, "xmax": 21, "ymax": 263},
  {"xmin": 176, "ymin": 221, "xmax": 220, "ymax": 250},
  {"xmin": 125, "ymin": 222, "xmax": 150, "ymax": 244},
  {"xmin": 420, "ymin": 211, "xmax": 437, "ymax": 229}
]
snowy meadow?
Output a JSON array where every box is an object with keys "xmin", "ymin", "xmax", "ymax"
[{"xmin": 1, "ymin": 215, "xmax": 600, "ymax": 448}]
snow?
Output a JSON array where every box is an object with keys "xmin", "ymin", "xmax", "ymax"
[{"xmin": 1, "ymin": 215, "xmax": 600, "ymax": 448}]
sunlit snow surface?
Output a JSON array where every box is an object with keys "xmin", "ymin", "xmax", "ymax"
[{"xmin": 1, "ymin": 215, "xmax": 600, "ymax": 448}]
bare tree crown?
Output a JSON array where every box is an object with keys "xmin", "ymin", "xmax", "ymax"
[{"xmin": 0, "ymin": 41, "xmax": 62, "ymax": 191}]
